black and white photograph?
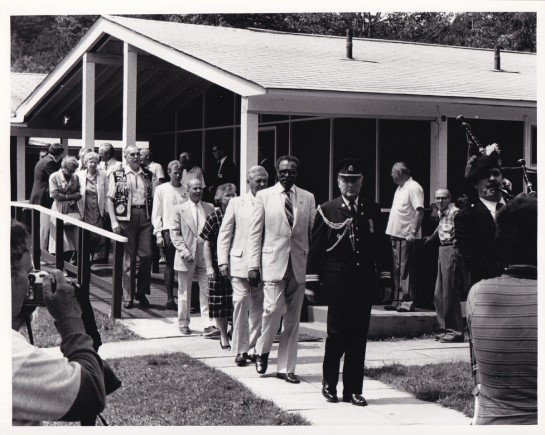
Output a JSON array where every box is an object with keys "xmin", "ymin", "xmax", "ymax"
[{"xmin": 2, "ymin": 0, "xmax": 542, "ymax": 430}]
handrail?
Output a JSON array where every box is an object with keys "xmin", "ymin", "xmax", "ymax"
[
  {"xmin": 11, "ymin": 201, "xmax": 127, "ymax": 318},
  {"xmin": 11, "ymin": 201, "xmax": 128, "ymax": 243}
]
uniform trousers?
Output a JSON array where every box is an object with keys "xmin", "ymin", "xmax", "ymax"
[
  {"xmin": 434, "ymin": 245, "xmax": 466, "ymax": 337},
  {"xmin": 176, "ymin": 242, "xmax": 213, "ymax": 329},
  {"xmin": 255, "ymin": 261, "xmax": 305, "ymax": 374},
  {"xmin": 231, "ymin": 277, "xmax": 264, "ymax": 355},
  {"xmin": 119, "ymin": 208, "xmax": 153, "ymax": 302}
]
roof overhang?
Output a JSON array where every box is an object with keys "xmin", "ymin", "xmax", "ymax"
[{"xmin": 13, "ymin": 15, "xmax": 266, "ymax": 123}]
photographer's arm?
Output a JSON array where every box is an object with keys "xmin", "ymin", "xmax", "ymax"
[{"xmin": 45, "ymin": 271, "xmax": 106, "ymax": 421}]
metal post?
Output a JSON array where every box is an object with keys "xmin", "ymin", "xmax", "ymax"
[
  {"xmin": 32, "ymin": 209, "xmax": 41, "ymax": 269},
  {"xmin": 80, "ymin": 230, "xmax": 92, "ymax": 295},
  {"xmin": 55, "ymin": 218, "xmax": 65, "ymax": 270},
  {"xmin": 112, "ymin": 241, "xmax": 124, "ymax": 318}
]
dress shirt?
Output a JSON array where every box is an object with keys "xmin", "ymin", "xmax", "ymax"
[
  {"xmin": 437, "ymin": 203, "xmax": 459, "ymax": 244},
  {"xmin": 480, "ymin": 197, "xmax": 506, "ymax": 219},
  {"xmin": 121, "ymin": 165, "xmax": 147, "ymax": 205},
  {"xmin": 189, "ymin": 200, "xmax": 206, "ymax": 233},
  {"xmin": 341, "ymin": 195, "xmax": 358, "ymax": 213}
]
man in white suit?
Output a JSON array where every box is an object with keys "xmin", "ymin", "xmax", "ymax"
[
  {"xmin": 170, "ymin": 178, "xmax": 216, "ymax": 336},
  {"xmin": 247, "ymin": 156, "xmax": 315, "ymax": 384},
  {"xmin": 217, "ymin": 165, "xmax": 269, "ymax": 366}
]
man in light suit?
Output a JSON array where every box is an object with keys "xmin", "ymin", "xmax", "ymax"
[
  {"xmin": 170, "ymin": 178, "xmax": 216, "ymax": 336},
  {"xmin": 217, "ymin": 165, "xmax": 268, "ymax": 366},
  {"xmin": 247, "ymin": 155, "xmax": 315, "ymax": 384}
]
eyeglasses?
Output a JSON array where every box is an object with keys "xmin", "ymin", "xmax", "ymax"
[{"xmin": 278, "ymin": 169, "xmax": 297, "ymax": 176}]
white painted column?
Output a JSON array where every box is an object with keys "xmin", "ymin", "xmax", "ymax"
[
  {"xmin": 123, "ymin": 43, "xmax": 137, "ymax": 148},
  {"xmin": 430, "ymin": 117, "xmax": 448, "ymax": 193},
  {"xmin": 16, "ymin": 136, "xmax": 26, "ymax": 200},
  {"xmin": 240, "ymin": 97, "xmax": 258, "ymax": 195},
  {"xmin": 82, "ymin": 53, "xmax": 95, "ymax": 150}
]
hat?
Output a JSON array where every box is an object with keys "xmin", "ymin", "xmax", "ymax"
[
  {"xmin": 337, "ymin": 158, "xmax": 363, "ymax": 177},
  {"xmin": 465, "ymin": 145, "xmax": 502, "ymax": 184}
]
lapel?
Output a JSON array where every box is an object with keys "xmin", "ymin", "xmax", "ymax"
[
  {"xmin": 274, "ymin": 183, "xmax": 291, "ymax": 228},
  {"xmin": 182, "ymin": 201, "xmax": 198, "ymax": 236},
  {"xmin": 337, "ymin": 196, "xmax": 354, "ymax": 220}
]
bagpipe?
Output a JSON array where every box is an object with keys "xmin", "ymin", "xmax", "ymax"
[{"xmin": 456, "ymin": 115, "xmax": 536, "ymax": 199}]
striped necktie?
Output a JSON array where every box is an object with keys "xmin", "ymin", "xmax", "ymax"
[{"xmin": 284, "ymin": 190, "xmax": 294, "ymax": 228}]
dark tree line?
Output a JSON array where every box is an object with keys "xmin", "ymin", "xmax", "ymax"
[{"xmin": 11, "ymin": 13, "xmax": 536, "ymax": 74}]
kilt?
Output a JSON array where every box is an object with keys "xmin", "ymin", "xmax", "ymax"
[{"xmin": 208, "ymin": 270, "xmax": 233, "ymax": 319}]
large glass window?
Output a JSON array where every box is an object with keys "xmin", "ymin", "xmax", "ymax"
[
  {"xmin": 379, "ymin": 120, "xmax": 431, "ymax": 207},
  {"xmin": 178, "ymin": 95, "xmax": 203, "ymax": 130},
  {"xmin": 290, "ymin": 119, "xmax": 330, "ymax": 205},
  {"xmin": 333, "ymin": 118, "xmax": 377, "ymax": 200},
  {"xmin": 205, "ymin": 86, "xmax": 235, "ymax": 128},
  {"xmin": 177, "ymin": 131, "xmax": 203, "ymax": 167}
]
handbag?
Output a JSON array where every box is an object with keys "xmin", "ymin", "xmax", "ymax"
[{"xmin": 64, "ymin": 202, "xmax": 82, "ymax": 227}]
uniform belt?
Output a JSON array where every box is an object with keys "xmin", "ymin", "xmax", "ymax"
[
  {"xmin": 131, "ymin": 204, "xmax": 146, "ymax": 209},
  {"xmin": 440, "ymin": 241, "xmax": 454, "ymax": 246}
]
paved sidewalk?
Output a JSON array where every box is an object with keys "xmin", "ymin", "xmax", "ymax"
[{"xmin": 91, "ymin": 315, "xmax": 472, "ymax": 426}]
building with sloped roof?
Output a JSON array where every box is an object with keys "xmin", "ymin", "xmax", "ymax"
[{"xmin": 11, "ymin": 14, "xmax": 536, "ymax": 207}]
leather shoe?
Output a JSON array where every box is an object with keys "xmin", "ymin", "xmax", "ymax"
[
  {"xmin": 322, "ymin": 384, "xmax": 338, "ymax": 403},
  {"xmin": 235, "ymin": 353, "xmax": 248, "ymax": 366},
  {"xmin": 248, "ymin": 354, "xmax": 257, "ymax": 363},
  {"xmin": 136, "ymin": 294, "xmax": 150, "ymax": 307},
  {"xmin": 123, "ymin": 301, "xmax": 133, "ymax": 309},
  {"xmin": 343, "ymin": 393, "xmax": 368, "ymax": 407},
  {"xmin": 440, "ymin": 333, "xmax": 464, "ymax": 343},
  {"xmin": 276, "ymin": 373, "xmax": 300, "ymax": 384},
  {"xmin": 255, "ymin": 353, "xmax": 269, "ymax": 374}
]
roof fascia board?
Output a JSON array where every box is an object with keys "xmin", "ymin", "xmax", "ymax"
[
  {"xmin": 101, "ymin": 18, "xmax": 265, "ymax": 97},
  {"xmin": 14, "ymin": 18, "xmax": 108, "ymax": 121},
  {"xmin": 264, "ymin": 89, "xmax": 536, "ymax": 108}
]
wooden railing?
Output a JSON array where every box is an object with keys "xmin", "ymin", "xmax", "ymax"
[{"xmin": 11, "ymin": 202, "xmax": 128, "ymax": 318}]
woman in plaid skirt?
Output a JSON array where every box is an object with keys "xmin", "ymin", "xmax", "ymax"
[{"xmin": 200, "ymin": 183, "xmax": 237, "ymax": 350}]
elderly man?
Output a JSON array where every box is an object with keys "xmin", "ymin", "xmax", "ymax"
[
  {"xmin": 217, "ymin": 165, "xmax": 268, "ymax": 366},
  {"xmin": 455, "ymin": 150, "xmax": 505, "ymax": 286},
  {"xmin": 170, "ymin": 178, "xmax": 216, "ymax": 336},
  {"xmin": 29, "ymin": 142, "xmax": 65, "ymax": 250},
  {"xmin": 428, "ymin": 188, "xmax": 467, "ymax": 343},
  {"xmin": 247, "ymin": 155, "xmax": 315, "ymax": 384},
  {"xmin": 384, "ymin": 162, "xmax": 424, "ymax": 312},
  {"xmin": 152, "ymin": 160, "xmax": 188, "ymax": 310},
  {"xmin": 11, "ymin": 220, "xmax": 105, "ymax": 425},
  {"xmin": 108, "ymin": 145, "xmax": 154, "ymax": 309},
  {"xmin": 306, "ymin": 160, "xmax": 388, "ymax": 406},
  {"xmin": 140, "ymin": 148, "xmax": 165, "ymax": 194}
]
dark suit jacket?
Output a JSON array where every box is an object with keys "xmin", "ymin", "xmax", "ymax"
[
  {"xmin": 212, "ymin": 158, "xmax": 238, "ymax": 189},
  {"xmin": 307, "ymin": 196, "xmax": 387, "ymax": 304},
  {"xmin": 454, "ymin": 199, "xmax": 504, "ymax": 285},
  {"xmin": 29, "ymin": 155, "xmax": 61, "ymax": 207}
]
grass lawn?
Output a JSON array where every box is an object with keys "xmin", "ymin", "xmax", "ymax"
[
  {"xmin": 46, "ymin": 353, "xmax": 310, "ymax": 426},
  {"xmin": 20, "ymin": 306, "xmax": 139, "ymax": 347},
  {"xmin": 366, "ymin": 362, "xmax": 474, "ymax": 417}
]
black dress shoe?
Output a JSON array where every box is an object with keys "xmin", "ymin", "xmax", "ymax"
[
  {"xmin": 235, "ymin": 353, "xmax": 248, "ymax": 366},
  {"xmin": 255, "ymin": 353, "xmax": 269, "ymax": 374},
  {"xmin": 322, "ymin": 385, "xmax": 338, "ymax": 403},
  {"xmin": 123, "ymin": 301, "xmax": 133, "ymax": 309},
  {"xmin": 136, "ymin": 294, "xmax": 150, "ymax": 307},
  {"xmin": 248, "ymin": 354, "xmax": 257, "ymax": 363},
  {"xmin": 343, "ymin": 393, "xmax": 368, "ymax": 407},
  {"xmin": 276, "ymin": 373, "xmax": 300, "ymax": 384}
]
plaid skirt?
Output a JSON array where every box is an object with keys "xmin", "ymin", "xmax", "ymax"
[{"xmin": 208, "ymin": 271, "xmax": 233, "ymax": 319}]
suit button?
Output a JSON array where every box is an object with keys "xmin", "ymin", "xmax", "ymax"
[
  {"xmin": 356, "ymin": 251, "xmax": 360, "ymax": 254},
  {"xmin": 356, "ymin": 238, "xmax": 359, "ymax": 242},
  {"xmin": 356, "ymin": 262, "xmax": 360, "ymax": 266}
]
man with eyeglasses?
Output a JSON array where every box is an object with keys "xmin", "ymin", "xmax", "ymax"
[
  {"xmin": 247, "ymin": 155, "xmax": 315, "ymax": 384},
  {"xmin": 107, "ymin": 145, "xmax": 154, "ymax": 309}
]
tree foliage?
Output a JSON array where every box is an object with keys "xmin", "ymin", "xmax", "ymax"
[{"xmin": 11, "ymin": 13, "xmax": 536, "ymax": 73}]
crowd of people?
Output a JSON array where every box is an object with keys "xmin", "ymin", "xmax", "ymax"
[{"xmin": 15, "ymin": 141, "xmax": 536, "ymax": 425}]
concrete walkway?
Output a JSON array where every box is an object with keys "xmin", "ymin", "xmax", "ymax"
[{"xmin": 92, "ymin": 315, "xmax": 472, "ymax": 426}]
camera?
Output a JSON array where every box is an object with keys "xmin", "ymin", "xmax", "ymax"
[{"xmin": 25, "ymin": 271, "xmax": 54, "ymax": 307}]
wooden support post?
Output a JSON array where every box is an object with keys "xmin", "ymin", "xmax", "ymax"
[
  {"xmin": 16, "ymin": 136, "xmax": 26, "ymax": 200},
  {"xmin": 112, "ymin": 241, "xmax": 124, "ymax": 318},
  {"xmin": 430, "ymin": 116, "xmax": 448, "ymax": 192},
  {"xmin": 32, "ymin": 209, "xmax": 41, "ymax": 269},
  {"xmin": 123, "ymin": 43, "xmax": 137, "ymax": 148},
  {"xmin": 240, "ymin": 97, "xmax": 258, "ymax": 195},
  {"xmin": 82, "ymin": 53, "xmax": 95, "ymax": 149}
]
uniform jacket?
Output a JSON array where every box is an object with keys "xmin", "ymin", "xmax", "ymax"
[
  {"xmin": 76, "ymin": 169, "xmax": 108, "ymax": 218},
  {"xmin": 170, "ymin": 200, "xmax": 214, "ymax": 272},
  {"xmin": 217, "ymin": 192, "xmax": 258, "ymax": 278},
  {"xmin": 454, "ymin": 199, "xmax": 504, "ymax": 285},
  {"xmin": 246, "ymin": 183, "xmax": 315, "ymax": 283},
  {"xmin": 29, "ymin": 155, "xmax": 62, "ymax": 207},
  {"xmin": 306, "ymin": 196, "xmax": 388, "ymax": 302}
]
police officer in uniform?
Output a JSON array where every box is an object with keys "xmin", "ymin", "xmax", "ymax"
[{"xmin": 306, "ymin": 159, "xmax": 388, "ymax": 406}]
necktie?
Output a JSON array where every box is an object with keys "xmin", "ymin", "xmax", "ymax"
[
  {"xmin": 284, "ymin": 190, "xmax": 294, "ymax": 228},
  {"xmin": 194, "ymin": 203, "xmax": 199, "ymax": 230},
  {"xmin": 496, "ymin": 202, "xmax": 504, "ymax": 212},
  {"xmin": 349, "ymin": 201, "xmax": 357, "ymax": 216}
]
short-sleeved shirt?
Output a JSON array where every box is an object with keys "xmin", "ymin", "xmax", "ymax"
[
  {"xmin": 437, "ymin": 203, "xmax": 459, "ymax": 244},
  {"xmin": 182, "ymin": 166, "xmax": 206, "ymax": 190},
  {"xmin": 107, "ymin": 165, "xmax": 148, "ymax": 205},
  {"xmin": 385, "ymin": 177, "xmax": 424, "ymax": 239},
  {"xmin": 146, "ymin": 161, "xmax": 165, "ymax": 189}
]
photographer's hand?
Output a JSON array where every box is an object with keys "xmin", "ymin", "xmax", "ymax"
[{"xmin": 44, "ymin": 270, "xmax": 85, "ymax": 335}]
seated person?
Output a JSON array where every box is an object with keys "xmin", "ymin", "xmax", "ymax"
[
  {"xmin": 466, "ymin": 194, "xmax": 537, "ymax": 425},
  {"xmin": 11, "ymin": 220, "xmax": 106, "ymax": 425}
]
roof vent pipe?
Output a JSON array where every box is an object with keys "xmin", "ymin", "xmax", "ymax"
[
  {"xmin": 494, "ymin": 45, "xmax": 501, "ymax": 70},
  {"xmin": 346, "ymin": 29, "xmax": 353, "ymax": 59}
]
